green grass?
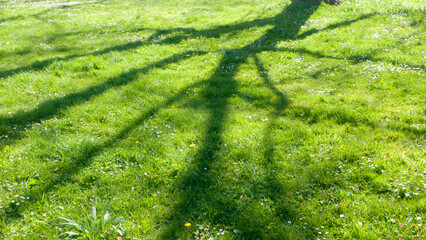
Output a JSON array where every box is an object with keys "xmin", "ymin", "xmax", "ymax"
[{"xmin": 0, "ymin": 0, "xmax": 425, "ymax": 239}]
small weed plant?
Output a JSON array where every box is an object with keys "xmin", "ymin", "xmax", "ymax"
[{"xmin": 59, "ymin": 204, "xmax": 124, "ymax": 239}]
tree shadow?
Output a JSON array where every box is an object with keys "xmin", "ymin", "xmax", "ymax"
[
  {"xmin": 3, "ymin": 1, "xmax": 319, "ymax": 235},
  {"xmin": 1, "ymin": 0, "xmax": 422, "ymax": 238}
]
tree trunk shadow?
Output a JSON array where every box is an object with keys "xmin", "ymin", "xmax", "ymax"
[{"xmin": 157, "ymin": 1, "xmax": 321, "ymax": 238}]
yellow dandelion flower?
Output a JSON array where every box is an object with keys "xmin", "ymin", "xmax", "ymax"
[
  {"xmin": 185, "ymin": 222, "xmax": 191, "ymax": 227},
  {"xmin": 189, "ymin": 144, "xmax": 195, "ymax": 148}
]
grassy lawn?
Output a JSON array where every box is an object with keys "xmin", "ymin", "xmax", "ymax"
[{"xmin": 0, "ymin": 0, "xmax": 425, "ymax": 239}]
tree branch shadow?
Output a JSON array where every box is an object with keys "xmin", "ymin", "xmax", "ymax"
[
  {"xmin": 0, "ymin": 6, "xmax": 377, "ymax": 80},
  {"xmin": 2, "ymin": 65, "xmax": 209, "ymax": 220},
  {"xmin": 0, "ymin": 50, "xmax": 206, "ymax": 148}
]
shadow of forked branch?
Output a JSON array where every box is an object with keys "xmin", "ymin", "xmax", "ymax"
[{"xmin": 0, "ymin": 50, "xmax": 207, "ymax": 149}]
